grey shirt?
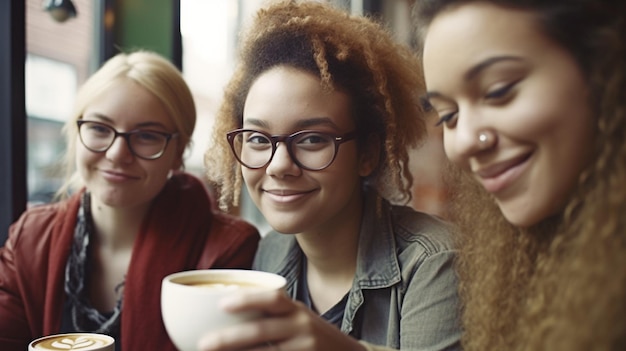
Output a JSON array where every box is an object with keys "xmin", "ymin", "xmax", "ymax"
[{"xmin": 253, "ymin": 190, "xmax": 462, "ymax": 350}]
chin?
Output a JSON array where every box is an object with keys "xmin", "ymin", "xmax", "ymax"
[
  {"xmin": 263, "ymin": 217, "xmax": 298, "ymax": 234},
  {"xmin": 270, "ymin": 225, "xmax": 300, "ymax": 235},
  {"xmin": 501, "ymin": 194, "xmax": 567, "ymax": 228},
  {"xmin": 502, "ymin": 207, "xmax": 549, "ymax": 228}
]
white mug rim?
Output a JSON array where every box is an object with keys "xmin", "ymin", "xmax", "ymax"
[{"xmin": 162, "ymin": 269, "xmax": 287, "ymax": 291}]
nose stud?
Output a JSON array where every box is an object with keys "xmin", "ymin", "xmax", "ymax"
[{"xmin": 478, "ymin": 130, "xmax": 496, "ymax": 150}]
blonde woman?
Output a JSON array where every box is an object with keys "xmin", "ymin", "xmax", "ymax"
[{"xmin": 0, "ymin": 51, "xmax": 259, "ymax": 351}]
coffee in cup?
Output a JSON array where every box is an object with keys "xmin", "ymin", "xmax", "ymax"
[
  {"xmin": 161, "ymin": 269, "xmax": 287, "ymax": 351},
  {"xmin": 28, "ymin": 333, "xmax": 114, "ymax": 351}
]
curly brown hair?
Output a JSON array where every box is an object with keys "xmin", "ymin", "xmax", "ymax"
[
  {"xmin": 205, "ymin": 0, "xmax": 427, "ymax": 211},
  {"xmin": 415, "ymin": 0, "xmax": 626, "ymax": 350}
]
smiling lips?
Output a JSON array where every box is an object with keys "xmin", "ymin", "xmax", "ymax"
[
  {"xmin": 101, "ymin": 169, "xmax": 140, "ymax": 182},
  {"xmin": 263, "ymin": 188, "xmax": 315, "ymax": 203},
  {"xmin": 474, "ymin": 152, "xmax": 532, "ymax": 194}
]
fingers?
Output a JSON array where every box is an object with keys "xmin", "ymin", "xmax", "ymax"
[
  {"xmin": 219, "ymin": 289, "xmax": 297, "ymax": 316},
  {"xmin": 245, "ymin": 343, "xmax": 281, "ymax": 351},
  {"xmin": 196, "ymin": 312, "xmax": 301, "ymax": 351},
  {"xmin": 197, "ymin": 291, "xmax": 367, "ymax": 351}
]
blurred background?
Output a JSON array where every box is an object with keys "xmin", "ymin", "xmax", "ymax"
[{"xmin": 1, "ymin": 0, "xmax": 448, "ymax": 243}]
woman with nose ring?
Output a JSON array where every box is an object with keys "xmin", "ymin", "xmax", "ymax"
[
  {"xmin": 0, "ymin": 51, "xmax": 260, "ymax": 351},
  {"xmin": 415, "ymin": 0, "xmax": 626, "ymax": 350},
  {"xmin": 202, "ymin": 1, "xmax": 461, "ymax": 351}
]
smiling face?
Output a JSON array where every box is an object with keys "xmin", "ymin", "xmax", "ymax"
[
  {"xmin": 422, "ymin": 3, "xmax": 594, "ymax": 227},
  {"xmin": 76, "ymin": 79, "xmax": 182, "ymax": 211},
  {"xmin": 241, "ymin": 66, "xmax": 373, "ymax": 235}
]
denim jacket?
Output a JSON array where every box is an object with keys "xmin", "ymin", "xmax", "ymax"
[{"xmin": 253, "ymin": 190, "xmax": 462, "ymax": 350}]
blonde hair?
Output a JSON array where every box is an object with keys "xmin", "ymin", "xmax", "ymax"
[
  {"xmin": 205, "ymin": 0, "xmax": 427, "ymax": 211},
  {"xmin": 57, "ymin": 50, "xmax": 196, "ymax": 198}
]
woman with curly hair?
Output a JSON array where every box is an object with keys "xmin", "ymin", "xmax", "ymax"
[
  {"xmin": 415, "ymin": 0, "xmax": 626, "ymax": 350},
  {"xmin": 202, "ymin": 1, "xmax": 461, "ymax": 350}
]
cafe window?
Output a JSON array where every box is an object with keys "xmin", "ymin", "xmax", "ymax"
[{"xmin": 25, "ymin": 0, "xmax": 97, "ymax": 205}]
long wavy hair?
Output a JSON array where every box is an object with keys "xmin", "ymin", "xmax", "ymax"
[
  {"xmin": 414, "ymin": 1, "xmax": 626, "ymax": 350},
  {"xmin": 56, "ymin": 50, "xmax": 196, "ymax": 199},
  {"xmin": 205, "ymin": 0, "xmax": 427, "ymax": 211}
]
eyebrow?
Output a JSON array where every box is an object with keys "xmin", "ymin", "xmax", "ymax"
[
  {"xmin": 243, "ymin": 117, "xmax": 340, "ymax": 131},
  {"xmin": 423, "ymin": 55, "xmax": 523, "ymax": 102},
  {"xmin": 82, "ymin": 113, "xmax": 169, "ymax": 130},
  {"xmin": 464, "ymin": 55, "xmax": 523, "ymax": 81}
]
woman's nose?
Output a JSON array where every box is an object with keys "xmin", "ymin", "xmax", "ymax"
[
  {"xmin": 105, "ymin": 136, "xmax": 134, "ymax": 163},
  {"xmin": 265, "ymin": 143, "xmax": 302, "ymax": 178},
  {"xmin": 443, "ymin": 109, "xmax": 496, "ymax": 164}
]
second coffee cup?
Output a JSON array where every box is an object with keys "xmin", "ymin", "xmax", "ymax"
[
  {"xmin": 28, "ymin": 333, "xmax": 114, "ymax": 351},
  {"xmin": 161, "ymin": 269, "xmax": 287, "ymax": 351}
]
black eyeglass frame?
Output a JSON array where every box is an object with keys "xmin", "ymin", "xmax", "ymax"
[
  {"xmin": 226, "ymin": 128, "xmax": 358, "ymax": 171},
  {"xmin": 76, "ymin": 120, "xmax": 178, "ymax": 160}
]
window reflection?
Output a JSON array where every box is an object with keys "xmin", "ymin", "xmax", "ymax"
[
  {"xmin": 181, "ymin": 0, "xmax": 263, "ymax": 175},
  {"xmin": 24, "ymin": 0, "xmax": 448, "ymax": 218},
  {"xmin": 181, "ymin": 0, "xmax": 271, "ymax": 233},
  {"xmin": 26, "ymin": 55, "xmax": 76, "ymax": 205},
  {"xmin": 26, "ymin": 0, "xmax": 93, "ymax": 206}
]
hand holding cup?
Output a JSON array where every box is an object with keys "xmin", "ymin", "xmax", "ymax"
[{"xmin": 161, "ymin": 269, "xmax": 287, "ymax": 351}]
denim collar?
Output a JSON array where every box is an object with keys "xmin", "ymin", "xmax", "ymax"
[{"xmin": 265, "ymin": 188, "xmax": 402, "ymax": 292}]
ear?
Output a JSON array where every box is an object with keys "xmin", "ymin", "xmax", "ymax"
[
  {"xmin": 171, "ymin": 147, "xmax": 185, "ymax": 171},
  {"xmin": 172, "ymin": 157, "xmax": 183, "ymax": 171},
  {"xmin": 358, "ymin": 134, "xmax": 380, "ymax": 177}
]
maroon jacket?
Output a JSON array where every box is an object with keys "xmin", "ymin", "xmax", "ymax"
[{"xmin": 0, "ymin": 172, "xmax": 260, "ymax": 351}]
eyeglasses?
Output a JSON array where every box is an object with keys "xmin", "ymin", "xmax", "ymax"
[
  {"xmin": 226, "ymin": 129, "xmax": 357, "ymax": 171},
  {"xmin": 77, "ymin": 120, "xmax": 178, "ymax": 160}
]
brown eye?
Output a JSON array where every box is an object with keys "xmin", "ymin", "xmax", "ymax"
[
  {"xmin": 485, "ymin": 80, "xmax": 518, "ymax": 100},
  {"xmin": 435, "ymin": 111, "xmax": 458, "ymax": 128}
]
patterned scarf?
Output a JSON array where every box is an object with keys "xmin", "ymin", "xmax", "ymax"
[{"xmin": 64, "ymin": 192, "xmax": 124, "ymax": 335}]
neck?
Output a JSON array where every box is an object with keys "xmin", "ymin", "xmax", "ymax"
[
  {"xmin": 295, "ymin": 196, "xmax": 363, "ymax": 313},
  {"xmin": 89, "ymin": 196, "xmax": 151, "ymax": 251},
  {"xmin": 298, "ymin": 227, "xmax": 360, "ymax": 313},
  {"xmin": 297, "ymin": 229, "xmax": 359, "ymax": 277},
  {"xmin": 295, "ymin": 192, "xmax": 363, "ymax": 276},
  {"xmin": 83, "ymin": 193, "xmax": 152, "ymax": 312}
]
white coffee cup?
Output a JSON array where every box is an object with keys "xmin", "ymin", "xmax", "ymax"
[
  {"xmin": 28, "ymin": 333, "xmax": 115, "ymax": 351},
  {"xmin": 161, "ymin": 269, "xmax": 287, "ymax": 351}
]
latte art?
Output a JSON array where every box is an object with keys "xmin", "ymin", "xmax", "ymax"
[{"xmin": 30, "ymin": 334, "xmax": 114, "ymax": 351}]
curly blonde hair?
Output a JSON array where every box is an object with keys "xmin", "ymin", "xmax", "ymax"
[
  {"xmin": 205, "ymin": 0, "xmax": 427, "ymax": 211},
  {"xmin": 416, "ymin": 0, "xmax": 626, "ymax": 350}
]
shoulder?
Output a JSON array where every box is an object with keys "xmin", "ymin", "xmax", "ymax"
[
  {"xmin": 257, "ymin": 231, "xmax": 295, "ymax": 253},
  {"xmin": 6, "ymin": 198, "xmax": 77, "ymax": 260},
  {"xmin": 253, "ymin": 231, "xmax": 299, "ymax": 272},
  {"xmin": 259, "ymin": 230, "xmax": 289, "ymax": 243},
  {"xmin": 196, "ymin": 209, "xmax": 261, "ymax": 269},
  {"xmin": 209, "ymin": 209, "xmax": 260, "ymax": 240},
  {"xmin": 389, "ymin": 203, "xmax": 458, "ymax": 255},
  {"xmin": 364, "ymin": 189, "xmax": 457, "ymax": 255},
  {"xmin": 163, "ymin": 172, "xmax": 259, "ymax": 240},
  {"xmin": 10, "ymin": 201, "xmax": 71, "ymax": 239}
]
